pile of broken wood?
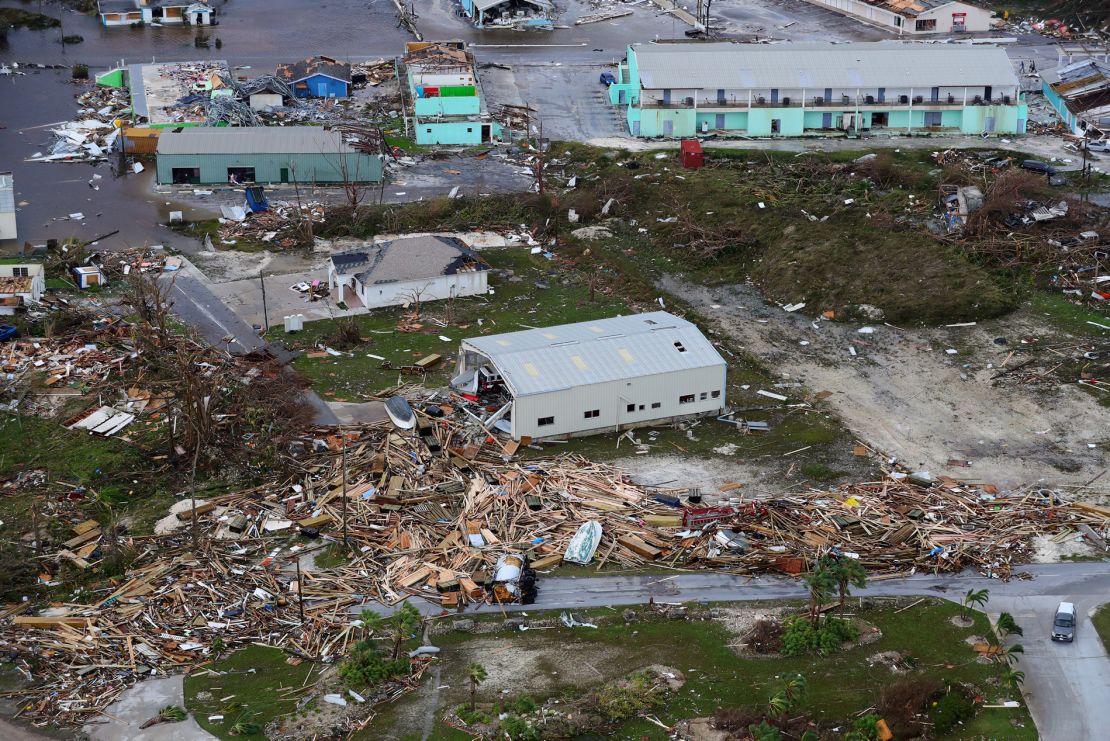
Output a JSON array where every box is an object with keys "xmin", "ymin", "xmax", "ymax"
[{"xmin": 3, "ymin": 417, "xmax": 1108, "ymax": 726}]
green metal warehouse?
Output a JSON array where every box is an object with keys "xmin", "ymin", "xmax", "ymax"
[{"xmin": 155, "ymin": 127, "xmax": 383, "ymax": 185}]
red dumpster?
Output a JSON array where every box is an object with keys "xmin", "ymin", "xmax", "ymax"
[{"xmin": 679, "ymin": 139, "xmax": 703, "ymax": 169}]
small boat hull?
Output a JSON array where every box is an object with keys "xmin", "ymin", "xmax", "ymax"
[{"xmin": 385, "ymin": 396, "xmax": 416, "ymax": 430}]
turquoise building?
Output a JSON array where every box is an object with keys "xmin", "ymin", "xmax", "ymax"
[
  {"xmin": 403, "ymin": 42, "xmax": 502, "ymax": 146},
  {"xmin": 608, "ymin": 42, "xmax": 1028, "ymax": 139}
]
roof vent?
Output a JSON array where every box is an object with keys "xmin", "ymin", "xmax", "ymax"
[{"xmin": 674, "ymin": 341, "xmax": 687, "ymax": 353}]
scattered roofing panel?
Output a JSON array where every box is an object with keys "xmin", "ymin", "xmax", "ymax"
[
  {"xmin": 462, "ymin": 311, "xmax": 726, "ymax": 397},
  {"xmin": 277, "ymin": 56, "xmax": 352, "ymax": 84},
  {"xmin": 632, "ymin": 42, "xmax": 1018, "ymax": 91},
  {"xmin": 129, "ymin": 60, "xmax": 230, "ymax": 125},
  {"xmin": 156, "ymin": 126, "xmax": 359, "ymax": 155},
  {"xmin": 1046, "ymin": 58, "xmax": 1110, "ymax": 121}
]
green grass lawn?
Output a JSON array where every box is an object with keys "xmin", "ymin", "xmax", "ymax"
[
  {"xmin": 1094, "ymin": 603, "xmax": 1110, "ymax": 654},
  {"xmin": 184, "ymin": 645, "xmax": 319, "ymax": 740},
  {"xmin": 271, "ymin": 247, "xmax": 627, "ymax": 400},
  {"xmin": 1029, "ymin": 291, "xmax": 1110, "ymax": 338},
  {"xmin": 376, "ymin": 599, "xmax": 1034, "ymax": 741}
]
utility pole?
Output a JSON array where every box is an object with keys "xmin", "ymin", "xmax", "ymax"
[
  {"xmin": 189, "ymin": 442, "xmax": 200, "ymax": 551},
  {"xmin": 259, "ymin": 272, "xmax": 269, "ymax": 333}
]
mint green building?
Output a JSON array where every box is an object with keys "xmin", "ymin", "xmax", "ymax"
[
  {"xmin": 404, "ymin": 42, "xmax": 501, "ymax": 146},
  {"xmin": 608, "ymin": 42, "xmax": 1027, "ymax": 139}
]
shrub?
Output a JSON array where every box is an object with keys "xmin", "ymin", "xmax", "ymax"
[
  {"xmin": 338, "ymin": 639, "xmax": 408, "ymax": 687},
  {"xmin": 781, "ymin": 616, "xmax": 858, "ymax": 656},
  {"xmin": 72, "ymin": 64, "xmax": 89, "ymax": 80},
  {"xmin": 511, "ymin": 695, "xmax": 537, "ymax": 714},
  {"xmin": 62, "ymin": 34, "xmax": 84, "ymax": 44},
  {"xmin": 499, "ymin": 714, "xmax": 540, "ymax": 741},
  {"xmin": 931, "ymin": 688, "xmax": 975, "ymax": 734},
  {"xmin": 455, "ymin": 704, "xmax": 490, "ymax": 726},
  {"xmin": 746, "ymin": 619, "xmax": 782, "ymax": 654},
  {"xmin": 594, "ymin": 672, "xmax": 665, "ymax": 722},
  {"xmin": 878, "ymin": 677, "xmax": 943, "ymax": 730}
]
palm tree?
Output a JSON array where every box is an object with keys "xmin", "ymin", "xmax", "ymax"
[
  {"xmin": 767, "ymin": 673, "xmax": 807, "ymax": 717},
  {"xmin": 388, "ymin": 602, "xmax": 421, "ymax": 660},
  {"xmin": 961, "ymin": 588, "xmax": 990, "ymax": 620},
  {"xmin": 823, "ymin": 556, "xmax": 867, "ymax": 611},
  {"xmin": 1002, "ymin": 668, "xmax": 1026, "ymax": 693},
  {"xmin": 997, "ymin": 643, "xmax": 1024, "ymax": 666},
  {"xmin": 358, "ymin": 610, "xmax": 384, "ymax": 638},
  {"xmin": 466, "ymin": 662, "xmax": 487, "ymax": 712},
  {"xmin": 996, "ymin": 612, "xmax": 1023, "ymax": 638},
  {"xmin": 804, "ymin": 565, "xmax": 837, "ymax": 626}
]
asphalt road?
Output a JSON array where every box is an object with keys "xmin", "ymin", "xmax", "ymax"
[
  {"xmin": 367, "ymin": 562, "xmax": 1110, "ymax": 740},
  {"xmin": 163, "ymin": 263, "xmax": 340, "ymax": 425}
]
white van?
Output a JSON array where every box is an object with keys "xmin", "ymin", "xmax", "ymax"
[{"xmin": 1051, "ymin": 602, "xmax": 1076, "ymax": 642}]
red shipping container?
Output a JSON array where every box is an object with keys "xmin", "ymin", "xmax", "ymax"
[{"xmin": 679, "ymin": 139, "xmax": 703, "ymax": 169}]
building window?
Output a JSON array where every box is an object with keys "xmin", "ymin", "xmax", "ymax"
[
  {"xmin": 915, "ymin": 18, "xmax": 936, "ymax": 31},
  {"xmin": 626, "ymin": 403, "xmax": 635, "ymax": 413},
  {"xmin": 638, "ymin": 405, "xmax": 645, "ymax": 410},
  {"xmin": 584, "ymin": 409, "xmax": 599, "ymax": 419},
  {"xmin": 426, "ymin": 128, "xmax": 432, "ymax": 133},
  {"xmin": 467, "ymin": 127, "xmax": 473, "ymax": 133},
  {"xmin": 700, "ymin": 392, "xmax": 708, "ymax": 400},
  {"xmin": 674, "ymin": 341, "xmax": 686, "ymax": 353},
  {"xmin": 12, "ymin": 267, "xmax": 29, "ymax": 277},
  {"xmin": 538, "ymin": 416, "xmax": 555, "ymax": 426},
  {"xmin": 711, "ymin": 390, "xmax": 721, "ymax": 398},
  {"xmin": 679, "ymin": 394, "xmax": 695, "ymax": 404},
  {"xmin": 651, "ymin": 402, "xmax": 661, "ymax": 409}
]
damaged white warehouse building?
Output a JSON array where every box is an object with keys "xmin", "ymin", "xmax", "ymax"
[{"xmin": 452, "ymin": 312, "xmax": 727, "ymax": 440}]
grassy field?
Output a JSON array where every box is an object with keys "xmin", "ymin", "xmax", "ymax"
[
  {"xmin": 184, "ymin": 645, "xmax": 319, "ymax": 740},
  {"xmin": 370, "ymin": 599, "xmax": 1034, "ymax": 741},
  {"xmin": 272, "ymin": 247, "xmax": 627, "ymax": 400},
  {"xmin": 1095, "ymin": 603, "xmax": 1110, "ymax": 654},
  {"xmin": 328, "ymin": 146, "xmax": 1024, "ymax": 328}
]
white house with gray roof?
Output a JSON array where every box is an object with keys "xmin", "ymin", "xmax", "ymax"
[
  {"xmin": 327, "ymin": 235, "xmax": 489, "ymax": 311},
  {"xmin": 452, "ymin": 312, "xmax": 727, "ymax": 440}
]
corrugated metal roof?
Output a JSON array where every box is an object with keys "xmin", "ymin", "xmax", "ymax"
[
  {"xmin": 632, "ymin": 42, "xmax": 1018, "ymax": 91},
  {"xmin": 157, "ymin": 127, "xmax": 358, "ymax": 155},
  {"xmin": 462, "ymin": 312, "xmax": 726, "ymax": 397}
]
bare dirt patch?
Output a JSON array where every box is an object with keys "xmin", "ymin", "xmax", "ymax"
[{"xmin": 663, "ymin": 275, "xmax": 1106, "ymax": 490}]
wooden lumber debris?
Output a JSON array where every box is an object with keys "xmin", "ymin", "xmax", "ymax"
[{"xmin": 2, "ymin": 416, "xmax": 1107, "ymax": 726}]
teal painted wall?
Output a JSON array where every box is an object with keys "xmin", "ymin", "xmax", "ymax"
[
  {"xmin": 636, "ymin": 108, "xmax": 696, "ymax": 137},
  {"xmin": 415, "ymin": 120, "xmax": 500, "ymax": 145},
  {"xmin": 156, "ymin": 151, "xmax": 382, "ymax": 184},
  {"xmin": 415, "ymin": 96, "xmax": 480, "ymax": 117},
  {"xmin": 1041, "ymin": 82, "xmax": 1076, "ymax": 132}
]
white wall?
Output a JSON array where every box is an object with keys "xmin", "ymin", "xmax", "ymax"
[
  {"xmin": 510, "ymin": 364, "xmax": 726, "ymax": 440},
  {"xmin": 356, "ymin": 271, "xmax": 487, "ymax": 309},
  {"xmin": 410, "ymin": 72, "xmax": 475, "ymax": 88},
  {"xmin": 0, "ymin": 212, "xmax": 16, "ymax": 241},
  {"xmin": 914, "ymin": 2, "xmax": 993, "ymax": 33},
  {"xmin": 249, "ymin": 93, "xmax": 283, "ymax": 111}
]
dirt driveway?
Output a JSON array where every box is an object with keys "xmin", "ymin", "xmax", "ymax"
[{"xmin": 663, "ymin": 276, "xmax": 1107, "ymax": 490}]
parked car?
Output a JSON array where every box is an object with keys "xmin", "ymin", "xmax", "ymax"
[
  {"xmin": 1083, "ymin": 139, "xmax": 1108, "ymax": 152},
  {"xmin": 0, "ymin": 325, "xmax": 18, "ymax": 342},
  {"xmin": 1021, "ymin": 159, "xmax": 1058, "ymax": 176},
  {"xmin": 599, "ymin": 72, "xmax": 616, "ymax": 86},
  {"xmin": 1051, "ymin": 601, "xmax": 1076, "ymax": 642}
]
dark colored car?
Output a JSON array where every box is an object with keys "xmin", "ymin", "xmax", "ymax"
[
  {"xmin": 599, "ymin": 72, "xmax": 616, "ymax": 86},
  {"xmin": 1021, "ymin": 159, "xmax": 1057, "ymax": 176},
  {"xmin": 0, "ymin": 325, "xmax": 18, "ymax": 342}
]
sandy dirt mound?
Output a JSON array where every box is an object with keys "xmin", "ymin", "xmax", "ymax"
[{"xmin": 663, "ymin": 276, "xmax": 1105, "ymax": 490}]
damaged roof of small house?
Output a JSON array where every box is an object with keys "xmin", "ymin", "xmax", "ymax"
[
  {"xmin": 856, "ymin": 0, "xmax": 984, "ymax": 19},
  {"xmin": 0, "ymin": 277, "xmax": 34, "ymax": 294},
  {"xmin": 631, "ymin": 42, "xmax": 1017, "ymax": 90},
  {"xmin": 1044, "ymin": 58, "xmax": 1110, "ymax": 120},
  {"xmin": 331, "ymin": 236, "xmax": 488, "ymax": 285},
  {"xmin": 277, "ymin": 56, "xmax": 352, "ymax": 84},
  {"xmin": 461, "ymin": 311, "xmax": 726, "ymax": 397}
]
